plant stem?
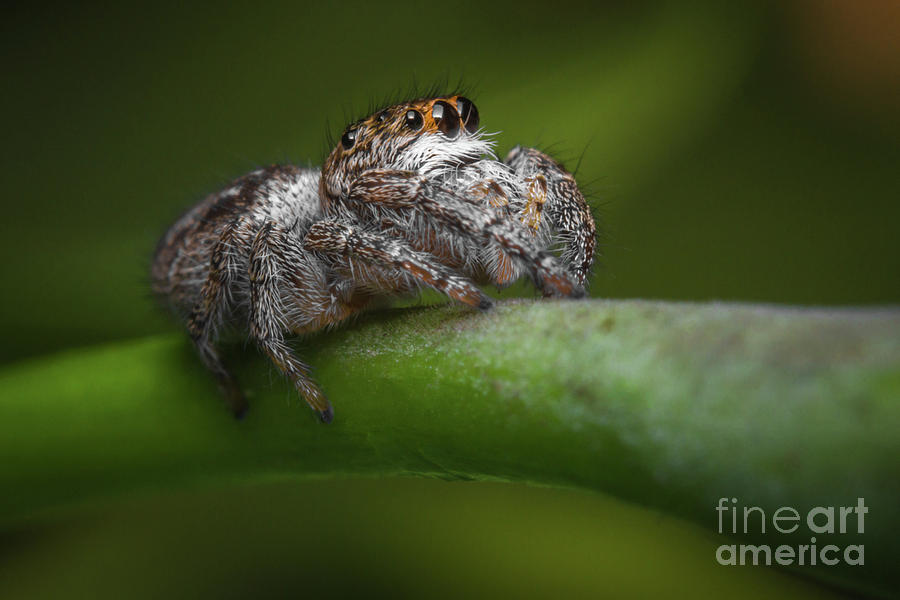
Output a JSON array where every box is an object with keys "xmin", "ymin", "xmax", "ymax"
[{"xmin": 1, "ymin": 300, "xmax": 898, "ymax": 596}]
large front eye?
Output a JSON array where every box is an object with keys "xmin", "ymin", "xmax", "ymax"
[
  {"xmin": 456, "ymin": 96, "xmax": 480, "ymax": 133},
  {"xmin": 341, "ymin": 128, "xmax": 357, "ymax": 150},
  {"xmin": 431, "ymin": 101, "xmax": 460, "ymax": 138},
  {"xmin": 405, "ymin": 109, "xmax": 424, "ymax": 131}
]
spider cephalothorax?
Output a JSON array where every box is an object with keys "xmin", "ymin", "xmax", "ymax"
[
  {"xmin": 320, "ymin": 95, "xmax": 486, "ymax": 202},
  {"xmin": 152, "ymin": 94, "xmax": 596, "ymax": 423}
]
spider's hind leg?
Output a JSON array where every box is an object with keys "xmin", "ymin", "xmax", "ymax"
[
  {"xmin": 187, "ymin": 217, "xmax": 249, "ymax": 418},
  {"xmin": 248, "ymin": 222, "xmax": 334, "ymax": 423}
]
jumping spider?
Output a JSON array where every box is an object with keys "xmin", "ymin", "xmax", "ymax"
[{"xmin": 152, "ymin": 95, "xmax": 596, "ymax": 423}]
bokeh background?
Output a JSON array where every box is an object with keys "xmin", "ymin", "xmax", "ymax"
[{"xmin": 2, "ymin": 0, "xmax": 898, "ymax": 597}]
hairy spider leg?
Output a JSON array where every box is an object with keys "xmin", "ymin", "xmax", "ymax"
[
  {"xmin": 505, "ymin": 146, "xmax": 596, "ymax": 287},
  {"xmin": 304, "ymin": 221, "xmax": 493, "ymax": 310},
  {"xmin": 519, "ymin": 174, "xmax": 548, "ymax": 234},
  {"xmin": 464, "ymin": 178, "xmax": 519, "ymax": 288},
  {"xmin": 346, "ymin": 170, "xmax": 585, "ymax": 298},
  {"xmin": 249, "ymin": 222, "xmax": 334, "ymax": 423},
  {"xmin": 186, "ymin": 216, "xmax": 249, "ymax": 418}
]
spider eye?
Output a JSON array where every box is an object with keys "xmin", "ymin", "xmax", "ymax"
[
  {"xmin": 341, "ymin": 128, "xmax": 357, "ymax": 150},
  {"xmin": 456, "ymin": 96, "xmax": 480, "ymax": 134},
  {"xmin": 405, "ymin": 110, "xmax": 424, "ymax": 131},
  {"xmin": 431, "ymin": 101, "xmax": 460, "ymax": 138}
]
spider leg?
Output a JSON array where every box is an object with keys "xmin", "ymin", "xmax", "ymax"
[
  {"xmin": 304, "ymin": 220, "xmax": 492, "ymax": 310},
  {"xmin": 504, "ymin": 146, "xmax": 597, "ymax": 287},
  {"xmin": 249, "ymin": 221, "xmax": 334, "ymax": 423},
  {"xmin": 347, "ymin": 170, "xmax": 584, "ymax": 298},
  {"xmin": 459, "ymin": 177, "xmax": 519, "ymax": 288},
  {"xmin": 186, "ymin": 217, "xmax": 249, "ymax": 418}
]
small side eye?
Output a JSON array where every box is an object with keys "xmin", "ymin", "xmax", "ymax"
[
  {"xmin": 341, "ymin": 128, "xmax": 357, "ymax": 150},
  {"xmin": 405, "ymin": 110, "xmax": 424, "ymax": 131},
  {"xmin": 377, "ymin": 111, "xmax": 388, "ymax": 123},
  {"xmin": 456, "ymin": 96, "xmax": 480, "ymax": 133},
  {"xmin": 432, "ymin": 101, "xmax": 460, "ymax": 138}
]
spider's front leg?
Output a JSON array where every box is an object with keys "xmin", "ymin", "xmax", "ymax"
[
  {"xmin": 504, "ymin": 146, "xmax": 596, "ymax": 287},
  {"xmin": 346, "ymin": 170, "xmax": 585, "ymax": 298},
  {"xmin": 303, "ymin": 221, "xmax": 492, "ymax": 310}
]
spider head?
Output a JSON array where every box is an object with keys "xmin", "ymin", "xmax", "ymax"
[{"xmin": 321, "ymin": 96, "xmax": 493, "ymax": 201}]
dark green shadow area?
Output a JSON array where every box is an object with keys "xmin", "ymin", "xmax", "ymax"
[{"xmin": 0, "ymin": 478, "xmax": 849, "ymax": 600}]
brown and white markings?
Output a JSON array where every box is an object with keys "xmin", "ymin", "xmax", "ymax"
[{"xmin": 152, "ymin": 95, "xmax": 597, "ymax": 423}]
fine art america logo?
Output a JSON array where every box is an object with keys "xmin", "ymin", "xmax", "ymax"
[{"xmin": 715, "ymin": 498, "xmax": 867, "ymax": 566}]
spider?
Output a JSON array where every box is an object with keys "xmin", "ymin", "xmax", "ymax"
[{"xmin": 151, "ymin": 94, "xmax": 597, "ymax": 423}]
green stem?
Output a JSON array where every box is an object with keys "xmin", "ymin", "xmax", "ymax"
[{"xmin": 2, "ymin": 300, "xmax": 898, "ymax": 597}]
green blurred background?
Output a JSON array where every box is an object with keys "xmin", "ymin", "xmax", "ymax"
[{"xmin": 1, "ymin": 0, "xmax": 898, "ymax": 597}]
